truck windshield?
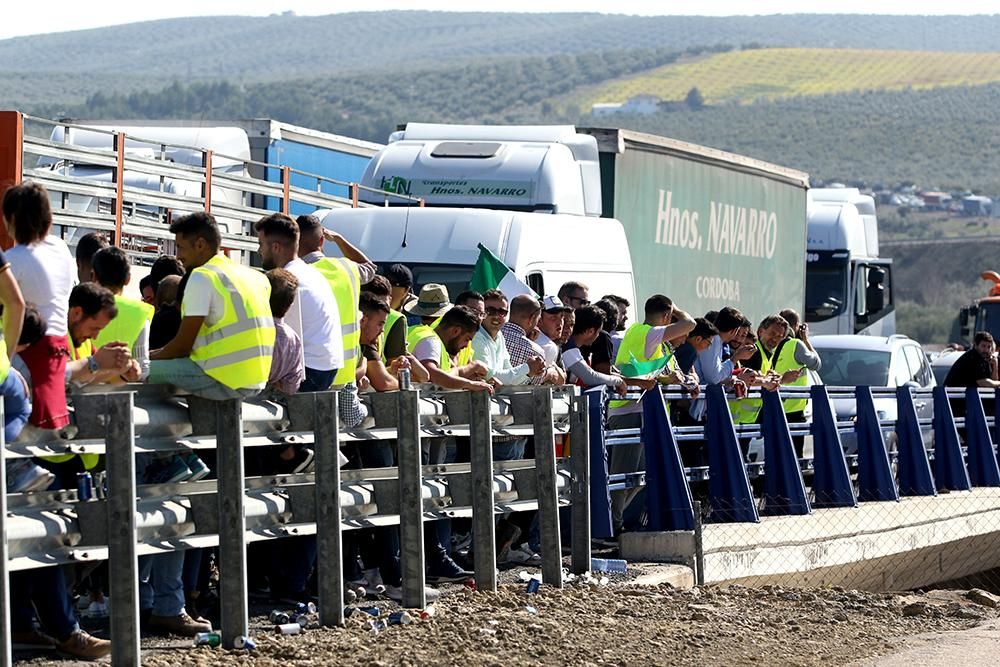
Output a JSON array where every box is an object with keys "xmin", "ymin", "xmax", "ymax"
[
  {"xmin": 805, "ymin": 253, "xmax": 848, "ymax": 322},
  {"xmin": 813, "ymin": 347, "xmax": 890, "ymax": 387},
  {"xmin": 405, "ymin": 264, "xmax": 474, "ymax": 304}
]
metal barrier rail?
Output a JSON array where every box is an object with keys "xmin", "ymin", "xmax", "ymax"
[
  {"xmin": 0, "ymin": 384, "xmax": 590, "ymax": 665},
  {"xmin": 591, "ymin": 382, "xmax": 1000, "ymax": 536}
]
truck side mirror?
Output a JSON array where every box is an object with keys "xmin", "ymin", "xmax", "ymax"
[{"xmin": 866, "ymin": 267, "xmax": 886, "ymax": 314}]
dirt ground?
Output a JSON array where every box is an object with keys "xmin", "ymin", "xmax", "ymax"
[
  {"xmin": 115, "ymin": 583, "xmax": 997, "ymax": 667},
  {"xmin": 16, "ymin": 568, "xmax": 1000, "ymax": 666}
]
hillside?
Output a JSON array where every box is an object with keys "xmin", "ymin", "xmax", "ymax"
[{"xmin": 567, "ymin": 48, "xmax": 1000, "ymax": 107}]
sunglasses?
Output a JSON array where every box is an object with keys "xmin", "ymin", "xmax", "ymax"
[{"xmin": 485, "ymin": 306, "xmax": 509, "ymax": 317}]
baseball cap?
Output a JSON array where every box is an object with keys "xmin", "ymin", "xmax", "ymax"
[{"xmin": 541, "ymin": 295, "xmax": 571, "ymax": 313}]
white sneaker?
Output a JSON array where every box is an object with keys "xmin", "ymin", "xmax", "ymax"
[
  {"xmin": 505, "ymin": 544, "xmax": 542, "ymax": 565},
  {"xmin": 7, "ymin": 459, "xmax": 54, "ymax": 493},
  {"xmin": 386, "ymin": 584, "xmax": 441, "ymax": 602}
]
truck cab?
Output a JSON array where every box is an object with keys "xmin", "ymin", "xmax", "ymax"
[
  {"xmin": 805, "ymin": 188, "xmax": 894, "ymax": 336},
  {"xmin": 958, "ymin": 271, "xmax": 1000, "ymax": 346}
]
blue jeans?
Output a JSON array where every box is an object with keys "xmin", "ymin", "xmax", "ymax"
[
  {"xmin": 147, "ymin": 358, "xmax": 260, "ymax": 401},
  {"xmin": 493, "ymin": 437, "xmax": 527, "ymax": 462},
  {"xmin": 10, "ymin": 568, "xmax": 78, "ymax": 640},
  {"xmin": 1, "ymin": 369, "xmax": 31, "ymax": 443},
  {"xmin": 139, "ymin": 552, "xmax": 185, "ymax": 616},
  {"xmin": 299, "ymin": 367, "xmax": 338, "ymax": 393}
]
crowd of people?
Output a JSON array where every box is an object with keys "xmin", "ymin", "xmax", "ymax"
[{"xmin": 0, "ymin": 180, "xmax": 823, "ymax": 659}]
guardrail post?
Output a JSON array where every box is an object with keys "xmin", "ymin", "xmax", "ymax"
[
  {"xmin": 313, "ymin": 391, "xmax": 344, "ymax": 626},
  {"xmin": 964, "ymin": 387, "xmax": 1000, "ymax": 487},
  {"xmin": 216, "ymin": 398, "xmax": 247, "ymax": 648},
  {"xmin": 469, "ymin": 390, "xmax": 496, "ymax": 592},
  {"xmin": 895, "ymin": 386, "xmax": 937, "ymax": 496},
  {"xmin": 0, "ymin": 402, "xmax": 9, "ymax": 667},
  {"xmin": 809, "ymin": 385, "xmax": 857, "ymax": 508},
  {"xmin": 397, "ymin": 389, "xmax": 426, "ymax": 609},
  {"xmin": 106, "ymin": 392, "xmax": 139, "ymax": 666},
  {"xmin": 532, "ymin": 387, "xmax": 563, "ymax": 588},
  {"xmin": 932, "ymin": 386, "xmax": 972, "ymax": 492},
  {"xmin": 569, "ymin": 392, "xmax": 592, "ymax": 575},
  {"xmin": 641, "ymin": 387, "xmax": 694, "ymax": 531},
  {"xmin": 705, "ymin": 384, "xmax": 759, "ymax": 523},
  {"xmin": 586, "ymin": 387, "xmax": 614, "ymax": 538},
  {"xmin": 760, "ymin": 390, "xmax": 811, "ymax": 516},
  {"xmin": 854, "ymin": 386, "xmax": 900, "ymax": 502}
]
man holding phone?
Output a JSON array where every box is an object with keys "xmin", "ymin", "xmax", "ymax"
[{"xmin": 770, "ymin": 309, "xmax": 822, "ymax": 456}]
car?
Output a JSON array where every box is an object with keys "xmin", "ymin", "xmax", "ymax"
[
  {"xmin": 810, "ymin": 334, "xmax": 936, "ymax": 457},
  {"xmin": 930, "ymin": 348, "xmax": 963, "ymax": 386}
]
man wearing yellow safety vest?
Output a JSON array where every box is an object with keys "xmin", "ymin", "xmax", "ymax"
[
  {"xmin": 294, "ymin": 214, "xmax": 379, "ymax": 387},
  {"xmin": 91, "ymin": 246, "xmax": 153, "ymax": 380},
  {"xmin": 382, "ymin": 263, "xmax": 413, "ymax": 363},
  {"xmin": 608, "ymin": 294, "xmax": 695, "ymax": 535},
  {"xmin": 764, "ymin": 310, "xmax": 822, "ymax": 456},
  {"xmin": 406, "ymin": 284, "xmax": 492, "ymax": 392},
  {"xmin": 149, "ymin": 212, "xmax": 274, "ymax": 401}
]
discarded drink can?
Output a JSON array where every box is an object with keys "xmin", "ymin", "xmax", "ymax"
[
  {"xmin": 398, "ymin": 368, "xmax": 411, "ymax": 390},
  {"xmin": 193, "ymin": 631, "xmax": 221, "ymax": 647},
  {"xmin": 76, "ymin": 472, "xmax": 94, "ymax": 501},
  {"xmin": 269, "ymin": 610, "xmax": 290, "ymax": 625},
  {"xmin": 292, "ymin": 613, "xmax": 309, "ymax": 627},
  {"xmin": 234, "ymin": 635, "xmax": 256, "ymax": 650},
  {"xmin": 526, "ymin": 578, "xmax": 540, "ymax": 594},
  {"xmin": 388, "ymin": 610, "xmax": 413, "ymax": 626},
  {"xmin": 419, "ymin": 604, "xmax": 436, "ymax": 620},
  {"xmin": 358, "ymin": 606, "xmax": 380, "ymax": 616},
  {"xmin": 296, "ymin": 601, "xmax": 317, "ymax": 615},
  {"xmin": 275, "ymin": 623, "xmax": 302, "ymax": 635},
  {"xmin": 464, "ymin": 579, "xmax": 476, "ymax": 591}
]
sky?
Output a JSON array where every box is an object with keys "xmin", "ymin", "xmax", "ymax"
[{"xmin": 2, "ymin": 0, "xmax": 998, "ymax": 40}]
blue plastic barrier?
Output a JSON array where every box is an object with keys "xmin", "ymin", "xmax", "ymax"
[
  {"xmin": 809, "ymin": 385, "xmax": 857, "ymax": 508},
  {"xmin": 759, "ymin": 390, "xmax": 811, "ymax": 516},
  {"xmin": 705, "ymin": 384, "xmax": 759, "ymax": 523},
  {"xmin": 640, "ymin": 389, "xmax": 695, "ymax": 531},
  {"xmin": 586, "ymin": 387, "xmax": 615, "ymax": 538},
  {"xmin": 854, "ymin": 386, "xmax": 900, "ymax": 502},
  {"xmin": 963, "ymin": 387, "xmax": 1000, "ymax": 487},
  {"xmin": 932, "ymin": 386, "xmax": 972, "ymax": 492},
  {"xmin": 895, "ymin": 386, "xmax": 937, "ymax": 496}
]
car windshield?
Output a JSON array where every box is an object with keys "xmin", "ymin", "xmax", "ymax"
[{"xmin": 813, "ymin": 347, "xmax": 890, "ymax": 387}]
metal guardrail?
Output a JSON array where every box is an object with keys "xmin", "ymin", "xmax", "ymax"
[
  {"xmin": 593, "ymin": 382, "xmax": 1000, "ymax": 537},
  {"xmin": 12, "ymin": 113, "xmax": 424, "ymax": 260},
  {"xmin": 0, "ymin": 383, "xmax": 590, "ymax": 665}
]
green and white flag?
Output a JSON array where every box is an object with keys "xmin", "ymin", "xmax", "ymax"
[{"xmin": 469, "ymin": 243, "xmax": 536, "ymax": 300}]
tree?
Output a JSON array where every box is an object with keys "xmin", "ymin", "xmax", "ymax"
[{"xmin": 685, "ymin": 87, "xmax": 705, "ymax": 110}]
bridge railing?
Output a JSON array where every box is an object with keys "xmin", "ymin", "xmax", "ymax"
[{"xmin": 0, "ymin": 384, "xmax": 590, "ymax": 666}]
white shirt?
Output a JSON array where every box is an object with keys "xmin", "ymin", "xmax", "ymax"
[
  {"xmin": 182, "ymin": 269, "xmax": 227, "ymax": 326},
  {"xmin": 284, "ymin": 257, "xmax": 342, "ymax": 372},
  {"xmin": 7, "ymin": 236, "xmax": 75, "ymax": 336},
  {"xmin": 535, "ymin": 331, "xmax": 560, "ymax": 366},
  {"xmin": 413, "ymin": 335, "xmax": 443, "ymax": 366},
  {"xmin": 471, "ymin": 326, "xmax": 530, "ymax": 385}
]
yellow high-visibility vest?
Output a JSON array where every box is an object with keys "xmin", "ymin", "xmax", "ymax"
[
  {"xmin": 609, "ymin": 323, "xmax": 663, "ymax": 409},
  {"xmin": 773, "ymin": 338, "xmax": 810, "ymax": 413},
  {"xmin": 407, "ymin": 324, "xmax": 451, "ymax": 372},
  {"xmin": 380, "ymin": 308, "xmax": 406, "ymax": 363},
  {"xmin": 730, "ymin": 340, "xmax": 773, "ymax": 424},
  {"xmin": 95, "ymin": 295, "xmax": 154, "ymax": 351},
  {"xmin": 310, "ymin": 256, "xmax": 361, "ymax": 386},
  {"xmin": 431, "ymin": 315, "xmax": 473, "ymax": 365},
  {"xmin": 187, "ymin": 255, "xmax": 274, "ymax": 390}
]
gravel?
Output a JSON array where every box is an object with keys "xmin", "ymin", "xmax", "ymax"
[{"xmin": 16, "ymin": 579, "xmax": 1000, "ymax": 666}]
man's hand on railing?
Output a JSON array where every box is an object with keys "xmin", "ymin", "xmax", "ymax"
[
  {"xmin": 613, "ymin": 377, "xmax": 628, "ymax": 396},
  {"xmin": 525, "ymin": 355, "xmax": 546, "ymax": 377},
  {"xmin": 780, "ymin": 368, "xmax": 806, "ymax": 385},
  {"xmin": 469, "ymin": 380, "xmax": 495, "ymax": 394},
  {"xmin": 94, "ymin": 342, "xmax": 131, "ymax": 371},
  {"xmin": 460, "ymin": 360, "xmax": 489, "ymax": 381},
  {"xmin": 735, "ymin": 367, "xmax": 760, "ymax": 386},
  {"xmin": 120, "ymin": 358, "xmax": 142, "ymax": 383},
  {"xmin": 626, "ymin": 376, "xmax": 657, "ymax": 391}
]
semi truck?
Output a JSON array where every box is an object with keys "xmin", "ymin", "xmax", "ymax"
[
  {"xmin": 804, "ymin": 188, "xmax": 894, "ymax": 336},
  {"xmin": 323, "ymin": 123, "xmax": 810, "ymax": 324}
]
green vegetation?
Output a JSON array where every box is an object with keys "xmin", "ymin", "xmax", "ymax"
[{"xmin": 567, "ymin": 48, "xmax": 1000, "ymax": 108}]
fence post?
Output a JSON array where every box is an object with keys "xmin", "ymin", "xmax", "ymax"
[
  {"xmin": 932, "ymin": 386, "xmax": 972, "ymax": 492},
  {"xmin": 854, "ymin": 386, "xmax": 899, "ymax": 502},
  {"xmin": 963, "ymin": 387, "xmax": 1000, "ymax": 487},
  {"xmin": 895, "ymin": 386, "xmax": 937, "ymax": 496},
  {"xmin": 704, "ymin": 384, "xmax": 759, "ymax": 523},
  {"xmin": 397, "ymin": 389, "xmax": 426, "ymax": 609},
  {"xmin": 533, "ymin": 387, "xmax": 563, "ymax": 587},
  {"xmin": 0, "ymin": 402, "xmax": 9, "ymax": 667},
  {"xmin": 215, "ymin": 398, "xmax": 248, "ymax": 648},
  {"xmin": 809, "ymin": 385, "xmax": 857, "ymax": 508},
  {"xmin": 313, "ymin": 391, "xmax": 344, "ymax": 627},
  {"xmin": 469, "ymin": 390, "xmax": 497, "ymax": 592},
  {"xmin": 586, "ymin": 387, "xmax": 614, "ymax": 539},
  {"xmin": 760, "ymin": 391, "xmax": 811, "ymax": 516},
  {"xmin": 106, "ymin": 392, "xmax": 140, "ymax": 667},
  {"xmin": 569, "ymin": 392, "xmax": 592, "ymax": 575},
  {"xmin": 641, "ymin": 388, "xmax": 695, "ymax": 531}
]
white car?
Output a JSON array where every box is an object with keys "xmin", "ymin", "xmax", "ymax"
[{"xmin": 811, "ymin": 334, "xmax": 936, "ymax": 457}]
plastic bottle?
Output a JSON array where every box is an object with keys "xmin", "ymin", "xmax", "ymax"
[
  {"xmin": 591, "ymin": 557, "xmax": 628, "ymax": 574},
  {"xmin": 419, "ymin": 604, "xmax": 436, "ymax": 620}
]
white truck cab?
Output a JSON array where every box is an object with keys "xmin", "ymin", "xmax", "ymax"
[{"xmin": 805, "ymin": 188, "xmax": 894, "ymax": 336}]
